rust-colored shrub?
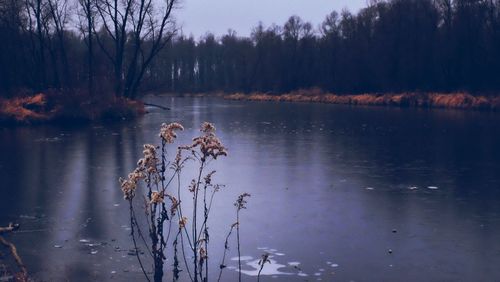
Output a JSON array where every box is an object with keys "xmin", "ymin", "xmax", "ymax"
[{"xmin": 0, "ymin": 92, "xmax": 145, "ymax": 124}]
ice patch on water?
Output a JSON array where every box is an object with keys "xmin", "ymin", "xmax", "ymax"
[
  {"xmin": 231, "ymin": 256, "xmax": 253, "ymax": 261},
  {"xmin": 239, "ymin": 258, "xmax": 293, "ymax": 277}
]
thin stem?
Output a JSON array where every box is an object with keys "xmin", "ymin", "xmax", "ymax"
[
  {"xmin": 129, "ymin": 201, "xmax": 151, "ymax": 282},
  {"xmin": 180, "ymin": 229, "xmax": 194, "ymax": 282},
  {"xmin": 192, "ymin": 161, "xmax": 205, "ymax": 282},
  {"xmin": 177, "ymin": 172, "xmax": 193, "ymax": 249},
  {"xmin": 257, "ymin": 254, "xmax": 270, "ymax": 282},
  {"xmin": 237, "ymin": 211, "xmax": 242, "ymax": 282},
  {"xmin": 132, "ymin": 207, "xmax": 154, "ymax": 258},
  {"xmin": 203, "ymin": 183, "xmax": 209, "ymax": 281},
  {"xmin": 173, "ymin": 229, "xmax": 181, "ymax": 281},
  {"xmin": 217, "ymin": 224, "xmax": 236, "ymax": 282},
  {"xmin": 197, "ymin": 187, "xmax": 218, "ymax": 240}
]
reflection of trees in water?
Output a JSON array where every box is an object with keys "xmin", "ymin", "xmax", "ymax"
[{"xmin": 0, "ymin": 123, "xmax": 142, "ymax": 280}]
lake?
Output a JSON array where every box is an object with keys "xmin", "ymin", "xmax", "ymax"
[{"xmin": 1, "ymin": 96, "xmax": 500, "ymax": 281}]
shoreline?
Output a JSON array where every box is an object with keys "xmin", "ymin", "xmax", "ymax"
[
  {"xmin": 223, "ymin": 91, "xmax": 500, "ymax": 111},
  {"xmin": 0, "ymin": 93, "xmax": 145, "ymax": 125}
]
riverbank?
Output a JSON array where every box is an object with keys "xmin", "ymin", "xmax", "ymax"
[
  {"xmin": 0, "ymin": 93, "xmax": 145, "ymax": 125},
  {"xmin": 224, "ymin": 90, "xmax": 500, "ymax": 111}
]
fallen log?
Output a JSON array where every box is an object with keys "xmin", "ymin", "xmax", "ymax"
[
  {"xmin": 143, "ymin": 103, "xmax": 171, "ymax": 110},
  {"xmin": 0, "ymin": 223, "xmax": 19, "ymax": 234}
]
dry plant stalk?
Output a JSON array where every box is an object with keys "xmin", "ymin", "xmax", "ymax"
[
  {"xmin": 0, "ymin": 223, "xmax": 28, "ymax": 282},
  {"xmin": 120, "ymin": 122, "xmax": 251, "ymax": 282},
  {"xmin": 257, "ymin": 253, "xmax": 271, "ymax": 282}
]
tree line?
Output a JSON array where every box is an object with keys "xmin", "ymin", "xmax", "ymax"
[
  {"xmin": 0, "ymin": 0, "xmax": 177, "ymax": 99},
  {"xmin": 1, "ymin": 0, "xmax": 500, "ymax": 99}
]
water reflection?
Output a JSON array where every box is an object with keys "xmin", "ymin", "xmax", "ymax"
[{"xmin": 1, "ymin": 97, "xmax": 500, "ymax": 281}]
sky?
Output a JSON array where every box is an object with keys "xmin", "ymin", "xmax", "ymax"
[{"xmin": 174, "ymin": 0, "xmax": 367, "ymax": 38}]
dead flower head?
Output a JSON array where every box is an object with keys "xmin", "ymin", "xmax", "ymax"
[
  {"xmin": 235, "ymin": 193, "xmax": 251, "ymax": 210},
  {"xmin": 138, "ymin": 144, "xmax": 159, "ymax": 173},
  {"xmin": 150, "ymin": 191, "xmax": 164, "ymax": 204},
  {"xmin": 259, "ymin": 253, "xmax": 271, "ymax": 266},
  {"xmin": 199, "ymin": 247, "xmax": 207, "ymax": 260},
  {"xmin": 159, "ymin": 122, "xmax": 184, "ymax": 143},
  {"xmin": 187, "ymin": 122, "xmax": 228, "ymax": 160},
  {"xmin": 201, "ymin": 122, "xmax": 216, "ymax": 134},
  {"xmin": 166, "ymin": 194, "xmax": 180, "ymax": 215},
  {"xmin": 179, "ymin": 217, "xmax": 188, "ymax": 229},
  {"xmin": 188, "ymin": 179, "xmax": 197, "ymax": 193},
  {"xmin": 204, "ymin": 170, "xmax": 216, "ymax": 185},
  {"xmin": 120, "ymin": 168, "xmax": 145, "ymax": 200}
]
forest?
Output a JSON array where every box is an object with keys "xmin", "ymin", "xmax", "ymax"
[{"xmin": 1, "ymin": 0, "xmax": 500, "ymax": 100}]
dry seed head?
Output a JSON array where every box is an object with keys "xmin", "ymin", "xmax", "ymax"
[
  {"xmin": 179, "ymin": 217, "xmax": 188, "ymax": 229},
  {"xmin": 150, "ymin": 191, "xmax": 164, "ymax": 204},
  {"xmin": 174, "ymin": 149, "xmax": 182, "ymax": 166},
  {"xmin": 201, "ymin": 122, "xmax": 216, "ymax": 134},
  {"xmin": 235, "ymin": 193, "xmax": 251, "ymax": 210},
  {"xmin": 199, "ymin": 247, "xmax": 207, "ymax": 259},
  {"xmin": 204, "ymin": 170, "xmax": 216, "ymax": 185},
  {"xmin": 188, "ymin": 179, "xmax": 197, "ymax": 193},
  {"xmin": 159, "ymin": 122, "xmax": 184, "ymax": 143},
  {"xmin": 259, "ymin": 253, "xmax": 271, "ymax": 265},
  {"xmin": 140, "ymin": 144, "xmax": 159, "ymax": 173},
  {"xmin": 166, "ymin": 194, "xmax": 180, "ymax": 215},
  {"xmin": 119, "ymin": 177, "xmax": 137, "ymax": 200}
]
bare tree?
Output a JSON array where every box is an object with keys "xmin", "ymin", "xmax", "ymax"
[
  {"xmin": 24, "ymin": 0, "xmax": 49, "ymax": 90},
  {"xmin": 94, "ymin": 0, "xmax": 178, "ymax": 99},
  {"xmin": 46, "ymin": 0, "xmax": 70, "ymax": 89},
  {"xmin": 77, "ymin": 0, "xmax": 96, "ymax": 96}
]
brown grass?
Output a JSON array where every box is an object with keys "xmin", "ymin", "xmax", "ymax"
[
  {"xmin": 224, "ymin": 90, "xmax": 500, "ymax": 111},
  {"xmin": 0, "ymin": 92, "xmax": 145, "ymax": 124}
]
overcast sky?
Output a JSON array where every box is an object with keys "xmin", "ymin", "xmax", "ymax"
[{"xmin": 175, "ymin": 0, "xmax": 367, "ymax": 38}]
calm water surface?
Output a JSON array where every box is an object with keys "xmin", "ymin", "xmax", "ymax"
[{"xmin": 1, "ymin": 97, "xmax": 500, "ymax": 281}]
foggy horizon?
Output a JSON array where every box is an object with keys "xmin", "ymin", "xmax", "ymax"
[{"xmin": 175, "ymin": 0, "xmax": 366, "ymax": 38}]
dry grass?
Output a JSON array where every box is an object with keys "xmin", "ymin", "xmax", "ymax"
[
  {"xmin": 121, "ymin": 122, "xmax": 252, "ymax": 282},
  {"xmin": 0, "ymin": 92, "xmax": 145, "ymax": 124},
  {"xmin": 0, "ymin": 94, "xmax": 52, "ymax": 123},
  {"xmin": 225, "ymin": 90, "xmax": 500, "ymax": 111}
]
